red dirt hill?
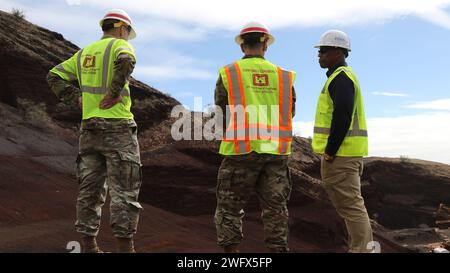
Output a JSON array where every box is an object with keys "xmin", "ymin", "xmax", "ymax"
[{"xmin": 1, "ymin": 9, "xmax": 449, "ymax": 253}]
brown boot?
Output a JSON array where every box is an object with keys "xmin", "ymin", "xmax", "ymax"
[
  {"xmin": 224, "ymin": 244, "xmax": 240, "ymax": 253},
  {"xmin": 81, "ymin": 235, "xmax": 102, "ymax": 253},
  {"xmin": 116, "ymin": 237, "xmax": 136, "ymax": 253}
]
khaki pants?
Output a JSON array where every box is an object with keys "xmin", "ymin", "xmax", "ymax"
[{"xmin": 321, "ymin": 156, "xmax": 373, "ymax": 253}]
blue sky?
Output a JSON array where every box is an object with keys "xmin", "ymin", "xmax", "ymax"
[{"xmin": 1, "ymin": 0, "xmax": 450, "ymax": 163}]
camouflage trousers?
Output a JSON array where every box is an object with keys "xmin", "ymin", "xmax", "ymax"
[
  {"xmin": 215, "ymin": 152, "xmax": 292, "ymax": 251},
  {"xmin": 75, "ymin": 118, "xmax": 142, "ymax": 239}
]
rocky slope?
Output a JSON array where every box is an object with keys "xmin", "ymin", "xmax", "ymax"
[{"xmin": 0, "ymin": 9, "xmax": 449, "ymax": 253}]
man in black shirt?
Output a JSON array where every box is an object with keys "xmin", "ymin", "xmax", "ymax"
[{"xmin": 312, "ymin": 30, "xmax": 373, "ymax": 252}]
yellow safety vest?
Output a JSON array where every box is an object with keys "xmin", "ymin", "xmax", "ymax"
[
  {"xmin": 312, "ymin": 66, "xmax": 368, "ymax": 156},
  {"xmin": 50, "ymin": 37, "xmax": 136, "ymax": 120},
  {"xmin": 219, "ymin": 58, "xmax": 296, "ymax": 155}
]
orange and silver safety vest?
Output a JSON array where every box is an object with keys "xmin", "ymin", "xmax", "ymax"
[{"xmin": 218, "ymin": 58, "xmax": 296, "ymax": 155}]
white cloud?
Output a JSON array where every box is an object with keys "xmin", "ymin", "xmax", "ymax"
[
  {"xmin": 293, "ymin": 112, "xmax": 450, "ymax": 164},
  {"xmin": 368, "ymin": 112, "xmax": 450, "ymax": 164},
  {"xmin": 415, "ymin": 4, "xmax": 450, "ymax": 29},
  {"xmin": 293, "ymin": 121, "xmax": 314, "ymax": 138},
  {"xmin": 0, "ymin": 1, "xmax": 207, "ymax": 43},
  {"xmin": 85, "ymin": 0, "xmax": 450, "ymax": 30},
  {"xmin": 372, "ymin": 92, "xmax": 409, "ymax": 97},
  {"xmin": 134, "ymin": 65, "xmax": 215, "ymax": 81},
  {"xmin": 0, "ymin": 1, "xmax": 100, "ymax": 46},
  {"xmin": 134, "ymin": 65, "xmax": 216, "ymax": 80},
  {"xmin": 136, "ymin": 20, "xmax": 208, "ymax": 42},
  {"xmin": 65, "ymin": 0, "xmax": 81, "ymax": 6},
  {"xmin": 3, "ymin": 0, "xmax": 450, "ymax": 41},
  {"xmin": 176, "ymin": 91, "xmax": 196, "ymax": 98},
  {"xmin": 406, "ymin": 98, "xmax": 450, "ymax": 110},
  {"xmin": 133, "ymin": 48, "xmax": 216, "ymax": 81}
]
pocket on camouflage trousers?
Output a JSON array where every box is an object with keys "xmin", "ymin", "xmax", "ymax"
[{"xmin": 118, "ymin": 151, "xmax": 142, "ymax": 191}]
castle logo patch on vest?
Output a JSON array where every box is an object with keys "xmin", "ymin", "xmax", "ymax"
[
  {"xmin": 252, "ymin": 74, "xmax": 269, "ymax": 86},
  {"xmin": 83, "ymin": 55, "xmax": 96, "ymax": 68}
]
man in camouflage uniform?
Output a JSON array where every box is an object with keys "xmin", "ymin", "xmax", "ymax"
[
  {"xmin": 214, "ymin": 22, "xmax": 296, "ymax": 253},
  {"xmin": 47, "ymin": 9, "xmax": 141, "ymax": 253}
]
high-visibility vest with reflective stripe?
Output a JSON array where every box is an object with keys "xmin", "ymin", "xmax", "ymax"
[
  {"xmin": 50, "ymin": 37, "xmax": 136, "ymax": 120},
  {"xmin": 218, "ymin": 58, "xmax": 296, "ymax": 155},
  {"xmin": 312, "ymin": 66, "xmax": 368, "ymax": 156}
]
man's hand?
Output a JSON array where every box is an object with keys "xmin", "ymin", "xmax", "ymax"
[{"xmin": 99, "ymin": 94, "xmax": 123, "ymax": 109}]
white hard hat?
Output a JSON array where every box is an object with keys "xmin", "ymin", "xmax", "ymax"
[
  {"xmin": 235, "ymin": 21, "xmax": 275, "ymax": 45},
  {"xmin": 99, "ymin": 9, "xmax": 136, "ymax": 40},
  {"xmin": 314, "ymin": 29, "xmax": 351, "ymax": 51}
]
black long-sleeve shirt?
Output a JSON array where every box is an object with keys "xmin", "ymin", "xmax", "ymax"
[{"xmin": 325, "ymin": 62, "xmax": 355, "ymax": 156}]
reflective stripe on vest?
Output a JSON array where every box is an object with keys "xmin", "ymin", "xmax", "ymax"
[
  {"xmin": 222, "ymin": 61, "xmax": 293, "ymax": 155},
  {"xmin": 75, "ymin": 39, "xmax": 130, "ymax": 97},
  {"xmin": 314, "ymin": 113, "xmax": 368, "ymax": 137},
  {"xmin": 55, "ymin": 64, "xmax": 77, "ymax": 81},
  {"xmin": 223, "ymin": 62, "xmax": 249, "ymax": 154},
  {"xmin": 277, "ymin": 66, "xmax": 293, "ymax": 154}
]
